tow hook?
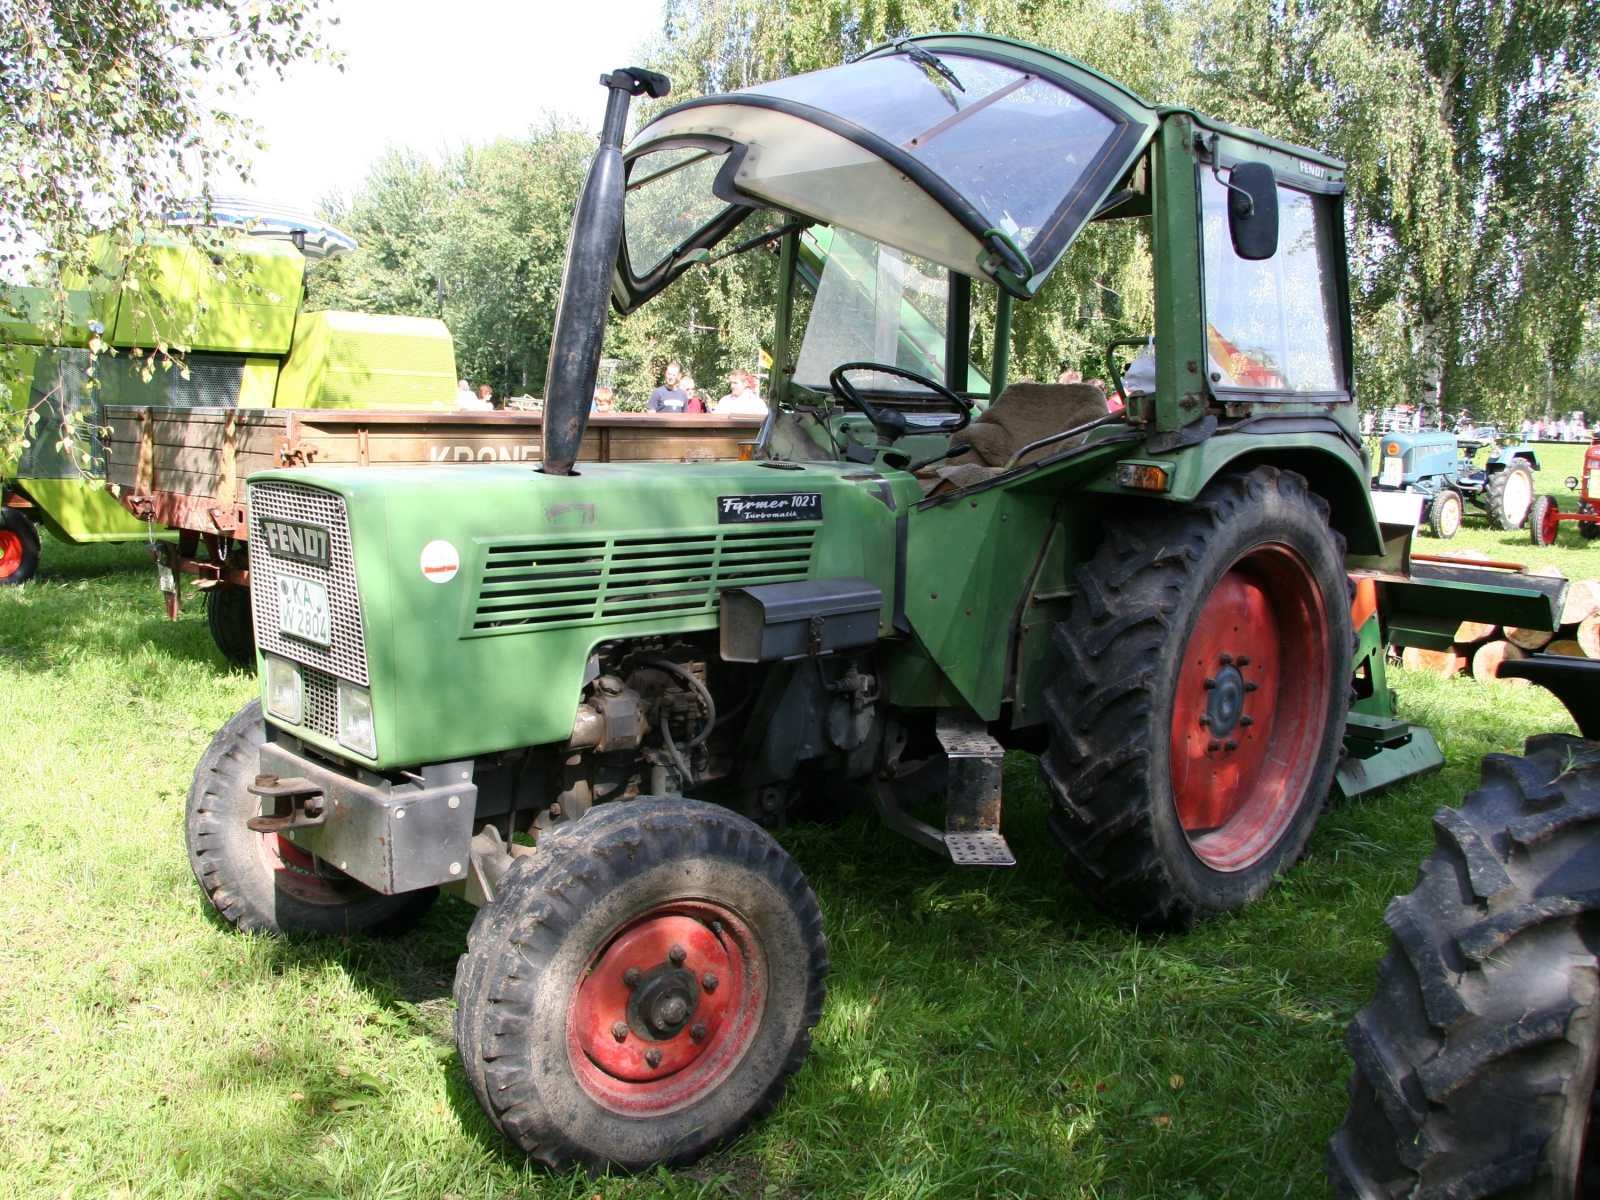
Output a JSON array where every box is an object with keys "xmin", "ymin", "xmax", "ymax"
[{"xmin": 245, "ymin": 773, "xmax": 328, "ymax": 833}]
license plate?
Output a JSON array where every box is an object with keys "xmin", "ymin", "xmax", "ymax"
[
  {"xmin": 1380, "ymin": 456, "xmax": 1404, "ymax": 488},
  {"xmin": 278, "ymin": 575, "xmax": 331, "ymax": 647},
  {"xmin": 156, "ymin": 563, "xmax": 177, "ymax": 595}
]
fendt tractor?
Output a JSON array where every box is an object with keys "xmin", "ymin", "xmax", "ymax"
[{"xmin": 185, "ymin": 39, "xmax": 1557, "ymax": 1171}]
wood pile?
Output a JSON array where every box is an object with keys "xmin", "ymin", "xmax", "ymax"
[{"xmin": 1398, "ymin": 568, "xmax": 1600, "ymax": 683}]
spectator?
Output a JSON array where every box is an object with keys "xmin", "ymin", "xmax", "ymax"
[
  {"xmin": 647, "ymin": 362, "xmax": 690, "ymax": 413},
  {"xmin": 1058, "ymin": 368, "xmax": 1082, "ymax": 385},
  {"xmin": 591, "ymin": 386, "xmax": 615, "ymax": 414},
  {"xmin": 716, "ymin": 369, "xmax": 768, "ymax": 415},
  {"xmin": 477, "ymin": 384, "xmax": 501, "ymax": 411},
  {"xmin": 457, "ymin": 379, "xmax": 492, "ymax": 411},
  {"xmin": 681, "ymin": 376, "xmax": 705, "ymax": 414}
]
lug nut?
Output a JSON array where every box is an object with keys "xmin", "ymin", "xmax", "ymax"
[
  {"xmin": 710, "ymin": 920, "xmax": 723, "ymax": 935},
  {"xmin": 669, "ymin": 944, "xmax": 687, "ymax": 966},
  {"xmin": 623, "ymin": 967, "xmax": 642, "ymax": 989},
  {"xmin": 1207, "ymin": 740, "xmax": 1222, "ymax": 752},
  {"xmin": 1219, "ymin": 653, "xmax": 1234, "ymax": 665},
  {"xmin": 1203, "ymin": 677, "xmax": 1217, "ymax": 690},
  {"xmin": 1240, "ymin": 715, "xmax": 1254, "ymax": 727},
  {"xmin": 1198, "ymin": 714, "xmax": 1211, "ymax": 726},
  {"xmin": 1244, "ymin": 680, "xmax": 1259, "ymax": 692},
  {"xmin": 691, "ymin": 1022, "xmax": 707, "ymax": 1042},
  {"xmin": 701, "ymin": 972, "xmax": 718, "ymax": 992},
  {"xmin": 1225, "ymin": 739, "xmax": 1239, "ymax": 751},
  {"xmin": 1236, "ymin": 656, "xmax": 1250, "ymax": 666},
  {"xmin": 645, "ymin": 1048, "xmax": 663, "ymax": 1068},
  {"xmin": 612, "ymin": 1021, "xmax": 628, "ymax": 1043}
]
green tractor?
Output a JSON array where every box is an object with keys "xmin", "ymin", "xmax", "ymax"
[{"xmin": 189, "ymin": 39, "xmax": 1514, "ymax": 1171}]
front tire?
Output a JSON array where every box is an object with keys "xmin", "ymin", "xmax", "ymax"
[
  {"xmin": 454, "ymin": 798, "xmax": 827, "ymax": 1173},
  {"xmin": 1042, "ymin": 467, "xmax": 1352, "ymax": 928},
  {"xmin": 185, "ymin": 700, "xmax": 436, "ymax": 936},
  {"xmin": 1532, "ymin": 494, "xmax": 1562, "ymax": 546},
  {"xmin": 1327, "ymin": 735, "xmax": 1600, "ymax": 1199},
  {"xmin": 1488, "ymin": 462, "xmax": 1536, "ymax": 529},
  {"xmin": 0, "ymin": 508, "xmax": 40, "ymax": 585},
  {"xmin": 1428, "ymin": 489, "xmax": 1464, "ymax": 539}
]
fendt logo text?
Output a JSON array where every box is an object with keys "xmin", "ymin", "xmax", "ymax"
[{"xmin": 260, "ymin": 518, "xmax": 331, "ymax": 567}]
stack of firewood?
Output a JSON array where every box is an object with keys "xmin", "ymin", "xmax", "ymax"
[{"xmin": 1399, "ymin": 570, "xmax": 1600, "ymax": 682}]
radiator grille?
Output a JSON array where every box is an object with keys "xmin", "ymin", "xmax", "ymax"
[
  {"xmin": 302, "ymin": 665, "xmax": 340, "ymax": 742},
  {"xmin": 470, "ymin": 527, "xmax": 816, "ymax": 633},
  {"xmin": 248, "ymin": 482, "xmax": 369, "ymax": 686}
]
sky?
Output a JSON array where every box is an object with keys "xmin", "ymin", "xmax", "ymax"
[{"xmin": 228, "ymin": 0, "xmax": 667, "ymax": 217}]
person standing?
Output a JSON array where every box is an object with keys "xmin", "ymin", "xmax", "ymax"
[
  {"xmin": 646, "ymin": 362, "xmax": 690, "ymax": 413},
  {"xmin": 716, "ymin": 369, "xmax": 768, "ymax": 415}
]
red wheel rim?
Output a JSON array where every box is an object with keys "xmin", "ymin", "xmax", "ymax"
[
  {"xmin": 255, "ymin": 830, "xmax": 356, "ymax": 905},
  {"xmin": 0, "ymin": 530, "xmax": 23, "ymax": 578},
  {"xmin": 1169, "ymin": 545, "xmax": 1331, "ymax": 872},
  {"xmin": 569, "ymin": 901, "xmax": 766, "ymax": 1116},
  {"xmin": 1542, "ymin": 500, "xmax": 1562, "ymax": 546}
]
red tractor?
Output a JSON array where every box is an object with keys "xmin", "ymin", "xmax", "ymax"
[{"xmin": 1530, "ymin": 439, "xmax": 1600, "ymax": 545}]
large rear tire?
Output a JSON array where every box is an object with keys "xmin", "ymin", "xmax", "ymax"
[
  {"xmin": 1327, "ymin": 735, "xmax": 1600, "ymax": 1199},
  {"xmin": 1488, "ymin": 462, "xmax": 1536, "ymax": 530},
  {"xmin": 1041, "ymin": 466, "xmax": 1352, "ymax": 928},
  {"xmin": 454, "ymin": 797, "xmax": 827, "ymax": 1173},
  {"xmin": 0, "ymin": 509, "xmax": 40, "ymax": 585},
  {"xmin": 185, "ymin": 700, "xmax": 437, "ymax": 936}
]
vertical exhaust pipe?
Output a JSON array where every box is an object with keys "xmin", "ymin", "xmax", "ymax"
[{"xmin": 541, "ymin": 66, "xmax": 671, "ymax": 475}]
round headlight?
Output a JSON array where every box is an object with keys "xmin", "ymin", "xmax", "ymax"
[{"xmin": 1567, "ymin": 476, "xmax": 1581, "ymax": 490}]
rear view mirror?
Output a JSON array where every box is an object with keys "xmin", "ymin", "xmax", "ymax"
[{"xmin": 1228, "ymin": 162, "xmax": 1279, "ymax": 261}]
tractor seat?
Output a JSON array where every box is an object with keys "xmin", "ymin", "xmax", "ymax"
[{"xmin": 920, "ymin": 382, "xmax": 1110, "ymax": 493}]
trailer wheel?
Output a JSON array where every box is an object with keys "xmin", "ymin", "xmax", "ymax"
[
  {"xmin": 454, "ymin": 797, "xmax": 827, "ymax": 1173},
  {"xmin": 1427, "ymin": 489, "xmax": 1464, "ymax": 539},
  {"xmin": 185, "ymin": 700, "xmax": 436, "ymax": 937},
  {"xmin": 0, "ymin": 509, "xmax": 40, "ymax": 585},
  {"xmin": 1041, "ymin": 466, "xmax": 1351, "ymax": 928},
  {"xmin": 1487, "ymin": 460, "xmax": 1536, "ymax": 529},
  {"xmin": 206, "ymin": 586, "xmax": 256, "ymax": 668},
  {"xmin": 1532, "ymin": 493, "xmax": 1562, "ymax": 546},
  {"xmin": 1579, "ymin": 501, "xmax": 1600, "ymax": 540},
  {"xmin": 1326, "ymin": 735, "xmax": 1600, "ymax": 1199}
]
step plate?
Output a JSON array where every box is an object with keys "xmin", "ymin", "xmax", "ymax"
[{"xmin": 944, "ymin": 831, "xmax": 1017, "ymax": 866}]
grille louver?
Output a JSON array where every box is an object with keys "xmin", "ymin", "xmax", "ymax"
[{"xmin": 470, "ymin": 527, "xmax": 815, "ymax": 634}]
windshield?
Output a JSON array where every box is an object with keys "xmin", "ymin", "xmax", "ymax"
[
  {"xmin": 793, "ymin": 228, "xmax": 950, "ymax": 393},
  {"xmin": 624, "ymin": 145, "xmax": 737, "ymax": 278},
  {"xmin": 1201, "ymin": 173, "xmax": 1342, "ymax": 394},
  {"xmin": 747, "ymin": 51, "xmax": 1119, "ymax": 262}
]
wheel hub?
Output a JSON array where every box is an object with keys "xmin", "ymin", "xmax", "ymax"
[
  {"xmin": 1204, "ymin": 663, "xmax": 1246, "ymax": 737},
  {"xmin": 0, "ymin": 530, "xmax": 23, "ymax": 578},
  {"xmin": 573, "ymin": 911, "xmax": 744, "ymax": 1086}
]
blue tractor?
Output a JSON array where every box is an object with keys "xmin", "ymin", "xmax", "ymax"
[{"xmin": 1371, "ymin": 428, "xmax": 1540, "ymax": 537}]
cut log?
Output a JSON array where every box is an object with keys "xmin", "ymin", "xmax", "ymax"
[
  {"xmin": 1547, "ymin": 639, "xmax": 1587, "ymax": 657},
  {"xmin": 1506, "ymin": 626, "xmax": 1556, "ymax": 650},
  {"xmin": 1454, "ymin": 620, "xmax": 1499, "ymax": 644},
  {"xmin": 1402, "ymin": 646, "xmax": 1468, "ymax": 678},
  {"xmin": 1530, "ymin": 564, "xmax": 1568, "ymax": 579},
  {"xmin": 1471, "ymin": 639, "xmax": 1529, "ymax": 685},
  {"xmin": 1578, "ymin": 612, "xmax": 1600, "ymax": 659},
  {"xmin": 1560, "ymin": 579, "xmax": 1600, "ymax": 626}
]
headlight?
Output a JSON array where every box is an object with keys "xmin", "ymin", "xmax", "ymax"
[
  {"xmin": 337, "ymin": 680, "xmax": 376, "ymax": 759},
  {"xmin": 264, "ymin": 654, "xmax": 303, "ymax": 724}
]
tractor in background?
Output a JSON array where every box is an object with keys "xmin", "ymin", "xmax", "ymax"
[
  {"xmin": 1530, "ymin": 436, "xmax": 1600, "ymax": 546},
  {"xmin": 1371, "ymin": 426, "xmax": 1539, "ymax": 538}
]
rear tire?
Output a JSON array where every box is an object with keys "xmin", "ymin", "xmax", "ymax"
[
  {"xmin": 1428, "ymin": 489, "xmax": 1464, "ymax": 539},
  {"xmin": 1488, "ymin": 462, "xmax": 1536, "ymax": 530},
  {"xmin": 1327, "ymin": 735, "xmax": 1600, "ymax": 1199},
  {"xmin": 1531, "ymin": 494, "xmax": 1562, "ymax": 546},
  {"xmin": 1041, "ymin": 467, "xmax": 1352, "ymax": 928},
  {"xmin": 454, "ymin": 797, "xmax": 827, "ymax": 1173},
  {"xmin": 206, "ymin": 586, "xmax": 256, "ymax": 668},
  {"xmin": 1579, "ymin": 501, "xmax": 1600, "ymax": 540},
  {"xmin": 0, "ymin": 508, "xmax": 40, "ymax": 585},
  {"xmin": 185, "ymin": 700, "xmax": 436, "ymax": 937}
]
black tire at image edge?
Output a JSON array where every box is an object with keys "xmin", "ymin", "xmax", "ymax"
[
  {"xmin": 206, "ymin": 586, "xmax": 256, "ymax": 668},
  {"xmin": 1327, "ymin": 734, "xmax": 1600, "ymax": 1199}
]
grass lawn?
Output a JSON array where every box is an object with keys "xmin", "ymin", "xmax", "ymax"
[{"xmin": 0, "ymin": 461, "xmax": 1586, "ymax": 1200}]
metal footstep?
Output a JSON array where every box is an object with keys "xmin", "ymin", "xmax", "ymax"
[{"xmin": 871, "ymin": 708, "xmax": 1016, "ymax": 866}]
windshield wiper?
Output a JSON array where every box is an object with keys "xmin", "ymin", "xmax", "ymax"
[{"xmin": 896, "ymin": 40, "xmax": 964, "ymax": 93}]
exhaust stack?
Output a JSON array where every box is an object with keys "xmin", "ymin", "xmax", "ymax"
[{"xmin": 540, "ymin": 66, "xmax": 670, "ymax": 475}]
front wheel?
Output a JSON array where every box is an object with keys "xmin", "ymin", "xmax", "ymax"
[
  {"xmin": 1531, "ymin": 493, "xmax": 1562, "ymax": 546},
  {"xmin": 1488, "ymin": 462, "xmax": 1535, "ymax": 529},
  {"xmin": 185, "ymin": 701, "xmax": 437, "ymax": 936},
  {"xmin": 1428, "ymin": 489, "xmax": 1464, "ymax": 539},
  {"xmin": 454, "ymin": 798, "xmax": 827, "ymax": 1173},
  {"xmin": 0, "ymin": 508, "xmax": 40, "ymax": 585},
  {"xmin": 206, "ymin": 586, "xmax": 256, "ymax": 668},
  {"xmin": 1042, "ymin": 467, "xmax": 1352, "ymax": 928}
]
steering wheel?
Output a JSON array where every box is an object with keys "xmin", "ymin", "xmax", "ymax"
[{"xmin": 828, "ymin": 362, "xmax": 973, "ymax": 442}]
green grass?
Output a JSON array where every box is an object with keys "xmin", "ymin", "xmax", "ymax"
[{"xmin": 0, "ymin": 518, "xmax": 1580, "ymax": 1200}]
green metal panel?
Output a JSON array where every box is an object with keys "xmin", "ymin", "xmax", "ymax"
[
  {"xmin": 14, "ymin": 477, "xmax": 154, "ymax": 543},
  {"xmin": 1151, "ymin": 115, "xmax": 1207, "ymax": 434},
  {"xmin": 108, "ymin": 237, "xmax": 303, "ymax": 355},
  {"xmin": 252, "ymin": 461, "xmax": 904, "ymax": 768},
  {"xmin": 273, "ymin": 311, "xmax": 457, "ymax": 409},
  {"xmin": 1334, "ymin": 725, "xmax": 1443, "ymax": 800}
]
